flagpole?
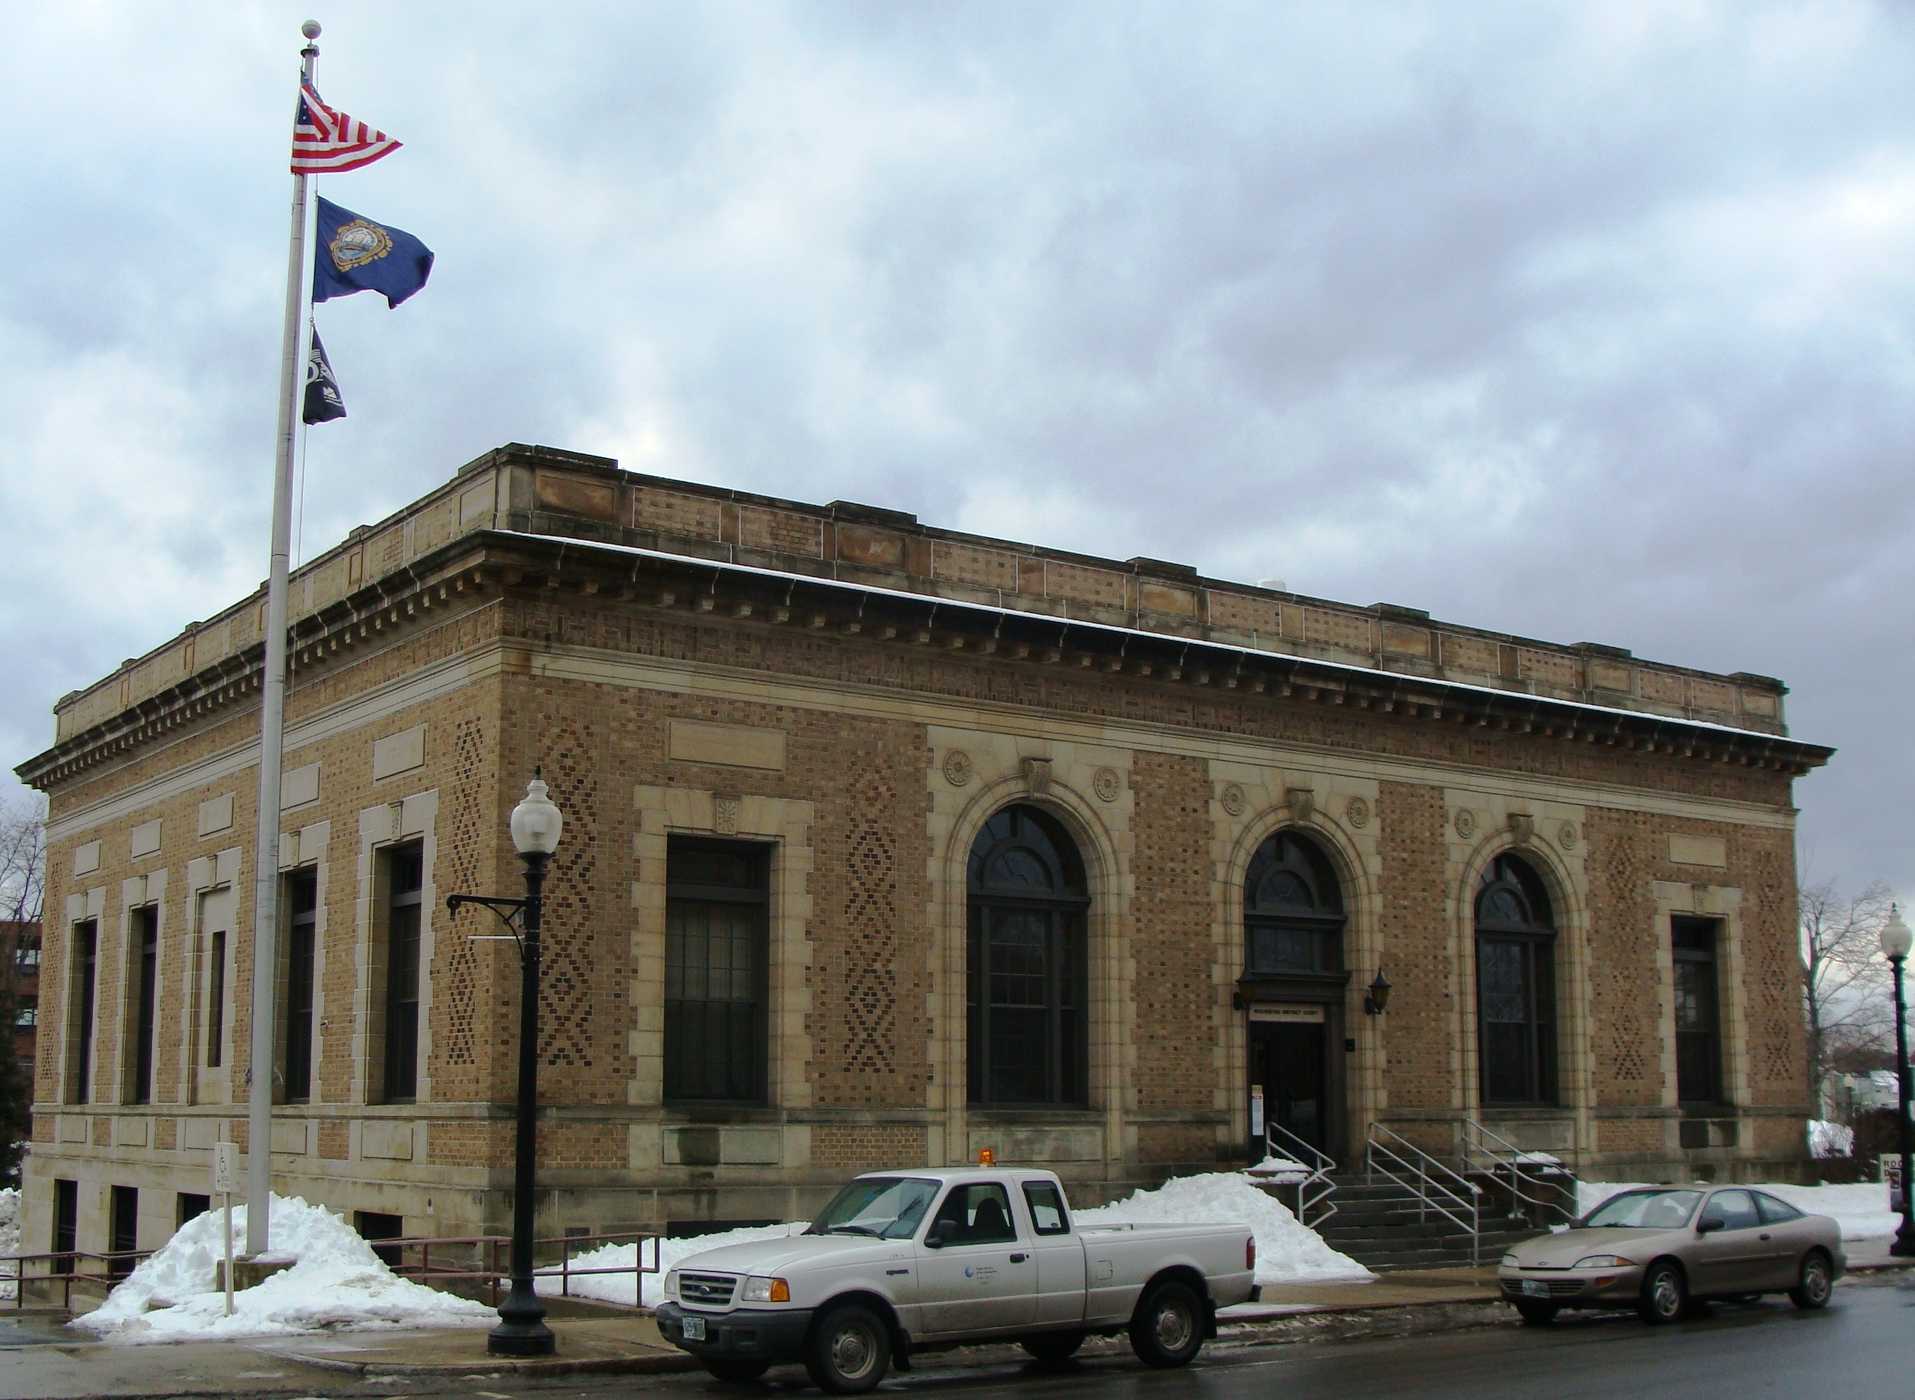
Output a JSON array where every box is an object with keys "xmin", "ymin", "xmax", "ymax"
[{"xmin": 246, "ymin": 17, "xmax": 322, "ymax": 1259}]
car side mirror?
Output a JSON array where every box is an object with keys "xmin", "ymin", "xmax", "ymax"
[
  {"xmin": 924, "ymin": 1219, "xmax": 958, "ymax": 1249},
  {"xmin": 1697, "ymin": 1216, "xmax": 1726, "ymax": 1235}
]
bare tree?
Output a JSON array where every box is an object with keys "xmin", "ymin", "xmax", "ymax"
[
  {"xmin": 1802, "ymin": 877, "xmax": 1897, "ymax": 1110},
  {"xmin": 0, "ymin": 794, "xmax": 45, "ymax": 928}
]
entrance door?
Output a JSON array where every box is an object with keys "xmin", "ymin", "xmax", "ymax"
[{"xmin": 1250, "ymin": 1017, "xmax": 1328, "ymax": 1157}]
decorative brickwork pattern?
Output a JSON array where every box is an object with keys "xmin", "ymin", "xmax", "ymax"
[
  {"xmin": 739, "ymin": 506, "xmax": 824, "ymax": 557},
  {"xmin": 1583, "ymin": 810, "xmax": 1661, "ymax": 1104},
  {"xmin": 436, "ymin": 716, "xmax": 487, "ymax": 1076},
  {"xmin": 318, "ymin": 1120, "xmax": 349, "ymax": 1160},
  {"xmin": 837, "ymin": 773, "xmax": 900, "ymax": 1083},
  {"xmin": 1129, "ymin": 752, "xmax": 1214, "ymax": 1114},
  {"xmin": 1378, "ymin": 781, "xmax": 1452, "ymax": 1111},
  {"xmin": 1739, "ymin": 830, "xmax": 1804, "ymax": 1105},
  {"xmin": 811, "ymin": 1124, "xmax": 927, "ymax": 1171},
  {"xmin": 539, "ymin": 719, "xmax": 599, "ymax": 1073}
]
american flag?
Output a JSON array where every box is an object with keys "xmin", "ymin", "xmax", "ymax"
[{"xmin": 291, "ymin": 81, "xmax": 401, "ymax": 175}]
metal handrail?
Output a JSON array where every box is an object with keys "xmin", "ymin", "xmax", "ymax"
[
  {"xmin": 1, "ymin": 1249, "xmax": 154, "ymax": 1311},
  {"xmin": 1260, "ymin": 1122, "xmax": 1339, "ymax": 1229},
  {"xmin": 1366, "ymin": 1122, "xmax": 1480, "ymax": 1263},
  {"xmin": 1460, "ymin": 1119, "xmax": 1580, "ymax": 1223}
]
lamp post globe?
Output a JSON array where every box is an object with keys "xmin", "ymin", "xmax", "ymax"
[
  {"xmin": 490, "ymin": 771, "xmax": 563, "ymax": 1356},
  {"xmin": 1882, "ymin": 903, "xmax": 1915, "ymax": 1259}
]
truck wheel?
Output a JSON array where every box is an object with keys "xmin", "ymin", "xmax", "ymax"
[
  {"xmin": 1021, "ymin": 1330, "xmax": 1087, "ymax": 1365},
  {"xmin": 805, "ymin": 1302, "xmax": 891, "ymax": 1395},
  {"xmin": 1129, "ymin": 1279, "xmax": 1204, "ymax": 1368},
  {"xmin": 703, "ymin": 1360, "xmax": 771, "ymax": 1383}
]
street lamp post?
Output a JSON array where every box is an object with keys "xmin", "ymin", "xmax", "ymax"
[
  {"xmin": 448, "ymin": 771, "xmax": 564, "ymax": 1356},
  {"xmin": 1881, "ymin": 904, "xmax": 1915, "ymax": 1259}
]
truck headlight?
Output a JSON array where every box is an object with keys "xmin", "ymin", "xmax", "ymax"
[
  {"xmin": 741, "ymin": 1276, "xmax": 791, "ymax": 1303},
  {"xmin": 663, "ymin": 1271, "xmax": 679, "ymax": 1300}
]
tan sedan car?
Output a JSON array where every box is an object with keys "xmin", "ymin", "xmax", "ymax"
[{"xmin": 1498, "ymin": 1186, "xmax": 1844, "ymax": 1325}]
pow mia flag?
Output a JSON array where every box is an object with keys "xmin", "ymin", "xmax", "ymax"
[{"xmin": 303, "ymin": 326, "xmax": 347, "ymax": 425}]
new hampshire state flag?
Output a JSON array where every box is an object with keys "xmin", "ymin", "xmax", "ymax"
[{"xmin": 312, "ymin": 197, "xmax": 434, "ymax": 308}]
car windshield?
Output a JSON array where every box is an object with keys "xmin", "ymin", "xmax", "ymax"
[
  {"xmin": 807, "ymin": 1177, "xmax": 940, "ymax": 1240},
  {"xmin": 1582, "ymin": 1189, "xmax": 1703, "ymax": 1229}
]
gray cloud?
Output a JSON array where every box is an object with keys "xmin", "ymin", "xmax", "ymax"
[{"xmin": 5, "ymin": 0, "xmax": 1913, "ymax": 906}]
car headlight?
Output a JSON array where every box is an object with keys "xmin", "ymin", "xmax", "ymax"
[
  {"xmin": 663, "ymin": 1271, "xmax": 679, "ymax": 1300},
  {"xmin": 741, "ymin": 1276, "xmax": 792, "ymax": 1303},
  {"xmin": 1500, "ymin": 1253, "xmax": 1519, "ymax": 1267},
  {"xmin": 1573, "ymin": 1254, "xmax": 1633, "ymax": 1269}
]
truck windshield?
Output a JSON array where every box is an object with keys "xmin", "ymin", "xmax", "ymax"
[{"xmin": 808, "ymin": 1177, "xmax": 940, "ymax": 1239}]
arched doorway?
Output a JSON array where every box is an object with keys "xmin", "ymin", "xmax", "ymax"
[{"xmin": 1240, "ymin": 830, "xmax": 1348, "ymax": 1159}]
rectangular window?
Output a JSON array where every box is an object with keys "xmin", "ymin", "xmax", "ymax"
[
  {"xmin": 110, "ymin": 1185, "xmax": 138, "ymax": 1278},
  {"xmin": 68, "ymin": 919, "xmax": 98, "ymax": 1103},
  {"xmin": 282, "ymin": 869, "xmax": 318, "ymax": 1102},
  {"xmin": 126, "ymin": 906, "xmax": 158, "ymax": 1104},
  {"xmin": 206, "ymin": 928, "xmax": 226, "ymax": 1068},
  {"xmin": 664, "ymin": 838, "xmax": 769, "ymax": 1103},
  {"xmin": 52, "ymin": 1179, "xmax": 77, "ymax": 1275},
  {"xmin": 1673, "ymin": 916, "xmax": 1724, "ymax": 1105},
  {"xmin": 355, "ymin": 1210, "xmax": 406, "ymax": 1268},
  {"xmin": 381, "ymin": 843, "xmax": 424, "ymax": 1102},
  {"xmin": 14, "ymin": 997, "xmax": 36, "ymax": 1028},
  {"xmin": 15, "ymin": 941, "xmax": 39, "ymax": 971},
  {"xmin": 176, "ymin": 1193, "xmax": 210, "ymax": 1229}
]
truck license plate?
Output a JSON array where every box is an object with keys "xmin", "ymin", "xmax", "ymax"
[
  {"xmin": 1521, "ymin": 1280, "xmax": 1549, "ymax": 1298},
  {"xmin": 683, "ymin": 1315, "xmax": 707, "ymax": 1340}
]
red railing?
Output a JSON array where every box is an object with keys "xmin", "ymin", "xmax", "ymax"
[{"xmin": 2, "ymin": 1248, "xmax": 154, "ymax": 1311}]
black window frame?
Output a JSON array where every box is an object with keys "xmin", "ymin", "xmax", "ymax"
[
  {"xmin": 1243, "ymin": 831, "xmax": 1346, "ymax": 977},
  {"xmin": 127, "ymin": 906, "xmax": 159, "ymax": 1105},
  {"xmin": 966, "ymin": 805, "xmax": 1090, "ymax": 1109},
  {"xmin": 109, "ymin": 1184, "xmax": 138, "ymax": 1279},
  {"xmin": 381, "ymin": 843, "xmax": 424, "ymax": 1103},
  {"xmin": 664, "ymin": 837, "xmax": 771, "ymax": 1104},
  {"xmin": 52, "ymin": 1179, "xmax": 77, "ymax": 1275},
  {"xmin": 1474, "ymin": 855, "xmax": 1558, "ymax": 1107},
  {"xmin": 70, "ymin": 919, "xmax": 98, "ymax": 1104},
  {"xmin": 205, "ymin": 927, "xmax": 226, "ymax": 1068},
  {"xmin": 283, "ymin": 868, "xmax": 319, "ymax": 1102},
  {"xmin": 1672, "ymin": 915, "xmax": 1724, "ymax": 1106}
]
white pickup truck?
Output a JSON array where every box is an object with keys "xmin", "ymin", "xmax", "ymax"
[{"xmin": 654, "ymin": 1166, "xmax": 1260, "ymax": 1392}]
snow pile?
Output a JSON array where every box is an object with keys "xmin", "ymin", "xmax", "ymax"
[
  {"xmin": 1245, "ymin": 1154, "xmax": 1314, "ymax": 1183},
  {"xmin": 72, "ymin": 1194, "xmax": 494, "ymax": 1342},
  {"xmin": 1077, "ymin": 1172, "xmax": 1370, "ymax": 1284},
  {"xmin": 1577, "ymin": 1180, "xmax": 1900, "ymax": 1242},
  {"xmin": 540, "ymin": 1221, "xmax": 807, "ymax": 1308},
  {"xmin": 1809, "ymin": 1120, "xmax": 1855, "ymax": 1159},
  {"xmin": 0, "ymin": 1187, "xmax": 18, "ymax": 1301}
]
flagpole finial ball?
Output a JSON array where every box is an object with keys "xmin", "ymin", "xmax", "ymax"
[{"xmin": 302, "ymin": 20, "xmax": 322, "ymax": 40}]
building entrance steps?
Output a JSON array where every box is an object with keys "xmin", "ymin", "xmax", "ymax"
[{"xmin": 1308, "ymin": 1172, "xmax": 1540, "ymax": 1271}]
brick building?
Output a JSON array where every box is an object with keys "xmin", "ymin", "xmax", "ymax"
[
  {"xmin": 4, "ymin": 919, "xmax": 38, "ymax": 1097},
  {"xmin": 13, "ymin": 443, "xmax": 1831, "ymax": 1259}
]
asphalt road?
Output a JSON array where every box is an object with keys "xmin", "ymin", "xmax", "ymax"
[{"xmin": 2, "ymin": 1274, "xmax": 1908, "ymax": 1399}]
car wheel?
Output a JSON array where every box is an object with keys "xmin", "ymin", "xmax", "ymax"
[
  {"xmin": 1789, "ymin": 1250, "xmax": 1834, "ymax": 1311},
  {"xmin": 1130, "ymin": 1279, "xmax": 1205, "ymax": 1368},
  {"xmin": 1021, "ymin": 1331, "xmax": 1087, "ymax": 1365},
  {"xmin": 804, "ymin": 1303, "xmax": 891, "ymax": 1395},
  {"xmin": 1514, "ymin": 1300, "xmax": 1558, "ymax": 1326},
  {"xmin": 1637, "ymin": 1260, "xmax": 1686, "ymax": 1325},
  {"xmin": 703, "ymin": 1360, "xmax": 771, "ymax": 1384}
]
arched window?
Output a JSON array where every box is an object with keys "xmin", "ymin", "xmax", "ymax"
[
  {"xmin": 1244, "ymin": 832, "xmax": 1345, "ymax": 976},
  {"xmin": 1475, "ymin": 854, "xmax": 1557, "ymax": 1105},
  {"xmin": 967, "ymin": 805, "xmax": 1089, "ymax": 1106}
]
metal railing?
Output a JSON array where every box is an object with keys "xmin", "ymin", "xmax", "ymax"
[
  {"xmin": 1260, "ymin": 1121, "xmax": 1339, "ymax": 1229},
  {"xmin": 1459, "ymin": 1119, "xmax": 1580, "ymax": 1225},
  {"xmin": 1365, "ymin": 1122, "xmax": 1481, "ymax": 1263},
  {"xmin": 3, "ymin": 1230, "xmax": 658, "ymax": 1314},
  {"xmin": 2, "ymin": 1249, "xmax": 154, "ymax": 1311}
]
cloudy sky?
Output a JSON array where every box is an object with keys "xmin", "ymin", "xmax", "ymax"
[{"xmin": 4, "ymin": 1, "xmax": 1912, "ymax": 911}]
